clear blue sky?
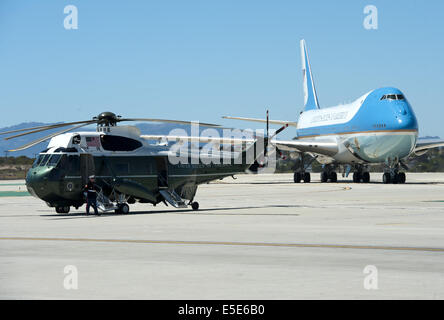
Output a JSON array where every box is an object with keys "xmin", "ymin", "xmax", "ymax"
[{"xmin": 1, "ymin": 0, "xmax": 443, "ymax": 138}]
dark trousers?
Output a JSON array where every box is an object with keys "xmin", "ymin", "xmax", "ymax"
[{"xmin": 86, "ymin": 196, "xmax": 99, "ymax": 215}]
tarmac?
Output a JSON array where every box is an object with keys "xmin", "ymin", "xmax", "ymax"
[{"xmin": 1, "ymin": 172, "xmax": 444, "ymax": 299}]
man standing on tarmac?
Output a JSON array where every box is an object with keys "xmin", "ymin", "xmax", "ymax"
[{"xmin": 83, "ymin": 175, "xmax": 100, "ymax": 216}]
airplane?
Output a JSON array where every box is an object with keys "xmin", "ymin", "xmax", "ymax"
[
  {"xmin": 1, "ymin": 112, "xmax": 284, "ymax": 214},
  {"xmin": 223, "ymin": 39, "xmax": 444, "ymax": 184}
]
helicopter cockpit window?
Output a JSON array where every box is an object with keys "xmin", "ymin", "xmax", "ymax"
[
  {"xmin": 47, "ymin": 154, "xmax": 62, "ymax": 167},
  {"xmin": 32, "ymin": 155, "xmax": 44, "ymax": 168},
  {"xmin": 39, "ymin": 154, "xmax": 51, "ymax": 166},
  {"xmin": 100, "ymin": 135, "xmax": 143, "ymax": 152}
]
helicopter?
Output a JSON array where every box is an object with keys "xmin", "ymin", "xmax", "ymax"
[{"xmin": 1, "ymin": 112, "xmax": 286, "ymax": 214}]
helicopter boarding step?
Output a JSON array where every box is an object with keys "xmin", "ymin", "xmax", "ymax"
[
  {"xmin": 96, "ymin": 191, "xmax": 118, "ymax": 212},
  {"xmin": 159, "ymin": 189, "xmax": 188, "ymax": 208}
]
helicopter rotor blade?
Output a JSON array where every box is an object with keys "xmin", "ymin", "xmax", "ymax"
[
  {"xmin": 3, "ymin": 120, "xmax": 96, "ymax": 141},
  {"xmin": 8, "ymin": 123, "xmax": 90, "ymax": 152},
  {"xmin": 0, "ymin": 120, "xmax": 96, "ymax": 137},
  {"xmin": 119, "ymin": 118, "xmax": 221, "ymax": 128}
]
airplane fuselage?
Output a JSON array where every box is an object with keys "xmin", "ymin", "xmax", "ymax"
[{"xmin": 295, "ymin": 87, "xmax": 418, "ymax": 165}]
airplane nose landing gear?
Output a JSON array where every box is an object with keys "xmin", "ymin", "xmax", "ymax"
[{"xmin": 383, "ymin": 158, "xmax": 407, "ymax": 184}]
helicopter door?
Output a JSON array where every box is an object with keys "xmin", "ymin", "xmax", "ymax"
[
  {"xmin": 80, "ymin": 154, "xmax": 95, "ymax": 185},
  {"xmin": 156, "ymin": 156, "xmax": 168, "ymax": 189}
]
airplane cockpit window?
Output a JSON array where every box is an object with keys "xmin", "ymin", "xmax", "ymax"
[
  {"xmin": 381, "ymin": 94, "xmax": 405, "ymax": 101},
  {"xmin": 100, "ymin": 135, "xmax": 143, "ymax": 151}
]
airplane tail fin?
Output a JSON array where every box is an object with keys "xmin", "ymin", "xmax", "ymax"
[{"xmin": 300, "ymin": 39, "xmax": 320, "ymax": 111}]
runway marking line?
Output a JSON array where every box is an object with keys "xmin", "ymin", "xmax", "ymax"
[{"xmin": 0, "ymin": 237, "xmax": 443, "ymax": 253}]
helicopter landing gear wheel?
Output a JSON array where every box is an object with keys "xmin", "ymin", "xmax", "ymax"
[
  {"xmin": 115, "ymin": 203, "xmax": 130, "ymax": 214},
  {"xmin": 55, "ymin": 206, "xmax": 70, "ymax": 214},
  {"xmin": 191, "ymin": 202, "xmax": 199, "ymax": 211}
]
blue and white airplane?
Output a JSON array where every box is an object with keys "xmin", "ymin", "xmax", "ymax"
[{"xmin": 224, "ymin": 40, "xmax": 444, "ymax": 184}]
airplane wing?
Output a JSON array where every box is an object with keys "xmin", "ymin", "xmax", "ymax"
[
  {"xmin": 270, "ymin": 139, "xmax": 339, "ymax": 157},
  {"xmin": 222, "ymin": 116, "xmax": 298, "ymax": 127},
  {"xmin": 413, "ymin": 137, "xmax": 444, "ymax": 155}
]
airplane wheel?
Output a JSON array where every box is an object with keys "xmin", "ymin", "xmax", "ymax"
[
  {"xmin": 383, "ymin": 173, "xmax": 391, "ymax": 184},
  {"xmin": 303, "ymin": 172, "xmax": 311, "ymax": 183},
  {"xmin": 362, "ymin": 172, "xmax": 370, "ymax": 183},
  {"xmin": 353, "ymin": 172, "xmax": 361, "ymax": 183},
  {"xmin": 398, "ymin": 172, "xmax": 406, "ymax": 184},
  {"xmin": 294, "ymin": 172, "xmax": 301, "ymax": 183},
  {"xmin": 329, "ymin": 172, "xmax": 337, "ymax": 183},
  {"xmin": 191, "ymin": 202, "xmax": 199, "ymax": 211},
  {"xmin": 321, "ymin": 172, "xmax": 328, "ymax": 183}
]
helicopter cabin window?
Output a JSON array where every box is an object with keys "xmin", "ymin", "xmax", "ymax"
[
  {"xmin": 67, "ymin": 155, "xmax": 80, "ymax": 175},
  {"xmin": 100, "ymin": 135, "xmax": 142, "ymax": 152},
  {"xmin": 72, "ymin": 135, "xmax": 81, "ymax": 145}
]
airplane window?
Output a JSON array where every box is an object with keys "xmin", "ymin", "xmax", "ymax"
[
  {"xmin": 47, "ymin": 154, "xmax": 62, "ymax": 167},
  {"xmin": 100, "ymin": 135, "xmax": 143, "ymax": 151},
  {"xmin": 380, "ymin": 95, "xmax": 386, "ymax": 100},
  {"xmin": 396, "ymin": 95, "xmax": 405, "ymax": 100},
  {"xmin": 387, "ymin": 95, "xmax": 397, "ymax": 100}
]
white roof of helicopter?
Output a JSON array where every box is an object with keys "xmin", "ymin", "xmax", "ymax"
[
  {"xmin": 43, "ymin": 124, "xmax": 243, "ymax": 159},
  {"xmin": 45, "ymin": 125, "xmax": 171, "ymax": 156}
]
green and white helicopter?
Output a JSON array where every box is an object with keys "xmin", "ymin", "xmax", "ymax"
[{"xmin": 1, "ymin": 112, "xmax": 286, "ymax": 214}]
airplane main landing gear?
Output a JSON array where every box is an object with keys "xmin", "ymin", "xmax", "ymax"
[
  {"xmin": 294, "ymin": 172, "xmax": 311, "ymax": 183},
  {"xmin": 321, "ymin": 171, "xmax": 337, "ymax": 182},
  {"xmin": 320, "ymin": 164, "xmax": 337, "ymax": 183},
  {"xmin": 293, "ymin": 153, "xmax": 315, "ymax": 183},
  {"xmin": 353, "ymin": 171, "xmax": 370, "ymax": 183}
]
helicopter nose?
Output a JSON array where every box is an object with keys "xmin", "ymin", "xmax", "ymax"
[{"xmin": 26, "ymin": 167, "xmax": 54, "ymax": 199}]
